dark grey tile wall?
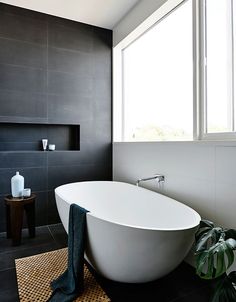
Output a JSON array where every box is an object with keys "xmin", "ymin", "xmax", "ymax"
[{"xmin": 0, "ymin": 3, "xmax": 112, "ymax": 232}]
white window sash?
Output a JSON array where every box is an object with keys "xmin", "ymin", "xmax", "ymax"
[
  {"xmin": 199, "ymin": 0, "xmax": 235, "ymax": 140},
  {"xmin": 113, "ymin": 0, "xmax": 236, "ymax": 142}
]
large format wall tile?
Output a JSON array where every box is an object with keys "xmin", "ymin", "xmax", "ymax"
[
  {"xmin": 0, "ymin": 3, "xmax": 112, "ymax": 232},
  {"xmin": 92, "ymin": 28, "xmax": 112, "ymax": 78},
  {"xmin": 0, "ymin": 38, "xmax": 47, "ymax": 69},
  {"xmin": 48, "ymin": 20, "xmax": 93, "ymax": 52},
  {"xmin": 0, "ymin": 64, "xmax": 46, "ymax": 93},
  {"xmin": 47, "ymin": 191, "xmax": 60, "ymax": 225},
  {"xmin": 0, "ymin": 195, "xmax": 6, "ymax": 232},
  {"xmin": 215, "ymin": 146, "xmax": 236, "ymax": 185},
  {"xmin": 47, "ymin": 146, "xmax": 93, "ymax": 166},
  {"xmin": 48, "ymin": 47, "xmax": 92, "ymax": 75},
  {"xmin": 0, "ymin": 90, "xmax": 47, "ymax": 119},
  {"xmin": 215, "ymin": 183, "xmax": 236, "ymax": 229},
  {"xmin": 215, "ymin": 146, "xmax": 236, "ymax": 229},
  {"xmin": 0, "ymin": 152, "xmax": 46, "ymax": 169},
  {"xmin": 35, "ymin": 191, "xmax": 48, "ymax": 226},
  {"xmin": 113, "ymin": 142, "xmax": 215, "ymax": 182},
  {"xmin": 47, "ymin": 71, "xmax": 92, "ymax": 96},
  {"xmin": 113, "ymin": 142, "xmax": 236, "ymax": 235},
  {"xmin": 47, "ymin": 93, "xmax": 92, "ymax": 122},
  {"xmin": 0, "ymin": 11, "xmax": 47, "ymax": 44}
]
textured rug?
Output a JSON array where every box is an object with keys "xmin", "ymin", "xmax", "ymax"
[{"xmin": 15, "ymin": 248, "xmax": 111, "ymax": 302}]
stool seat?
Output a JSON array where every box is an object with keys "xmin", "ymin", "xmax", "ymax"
[{"xmin": 4, "ymin": 194, "xmax": 36, "ymax": 246}]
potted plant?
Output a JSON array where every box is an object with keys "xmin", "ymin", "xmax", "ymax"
[{"xmin": 195, "ymin": 220, "xmax": 236, "ymax": 301}]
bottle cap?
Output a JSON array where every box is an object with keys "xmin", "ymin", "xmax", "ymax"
[{"xmin": 16, "ymin": 171, "xmax": 19, "ymax": 175}]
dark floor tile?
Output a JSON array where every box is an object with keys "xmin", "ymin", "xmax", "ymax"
[
  {"xmin": 0, "ymin": 269, "xmax": 19, "ymax": 302},
  {"xmin": 48, "ymin": 223, "xmax": 68, "ymax": 248},
  {"xmin": 0, "ymin": 226, "xmax": 53, "ymax": 254},
  {"xmin": 0, "ymin": 241, "xmax": 60, "ymax": 271},
  {"xmin": 0, "ymin": 224, "xmax": 213, "ymax": 302},
  {"xmin": 171, "ymin": 285, "xmax": 213, "ymax": 302},
  {"xmin": 91, "ymin": 262, "xmax": 213, "ymax": 302},
  {"xmin": 0, "ymin": 289, "xmax": 19, "ymax": 302}
]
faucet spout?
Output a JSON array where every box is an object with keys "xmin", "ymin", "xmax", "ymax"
[{"xmin": 136, "ymin": 174, "xmax": 165, "ymax": 187}]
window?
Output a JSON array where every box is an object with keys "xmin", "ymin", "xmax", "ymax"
[
  {"xmin": 113, "ymin": 0, "xmax": 236, "ymax": 142},
  {"xmin": 122, "ymin": 0, "xmax": 193, "ymax": 141},
  {"xmin": 202, "ymin": 0, "xmax": 236, "ymax": 138}
]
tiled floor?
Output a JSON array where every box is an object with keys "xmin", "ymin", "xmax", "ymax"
[{"xmin": 0, "ymin": 224, "xmax": 213, "ymax": 302}]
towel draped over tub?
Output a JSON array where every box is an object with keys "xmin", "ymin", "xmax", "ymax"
[{"xmin": 48, "ymin": 204, "xmax": 89, "ymax": 302}]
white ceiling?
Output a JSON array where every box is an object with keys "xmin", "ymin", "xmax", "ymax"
[{"xmin": 1, "ymin": 0, "xmax": 140, "ymax": 29}]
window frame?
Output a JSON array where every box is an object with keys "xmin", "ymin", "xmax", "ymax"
[
  {"xmin": 113, "ymin": 0, "xmax": 236, "ymax": 142},
  {"xmin": 198, "ymin": 0, "xmax": 236, "ymax": 141}
]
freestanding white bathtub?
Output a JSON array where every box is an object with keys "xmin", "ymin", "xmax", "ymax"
[{"xmin": 55, "ymin": 181, "xmax": 200, "ymax": 283}]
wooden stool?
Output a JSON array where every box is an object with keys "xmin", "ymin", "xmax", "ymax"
[{"xmin": 4, "ymin": 194, "xmax": 36, "ymax": 246}]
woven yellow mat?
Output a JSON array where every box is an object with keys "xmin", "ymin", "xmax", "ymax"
[{"xmin": 15, "ymin": 248, "xmax": 111, "ymax": 302}]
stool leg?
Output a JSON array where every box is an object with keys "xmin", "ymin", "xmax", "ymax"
[
  {"xmin": 10, "ymin": 205, "xmax": 23, "ymax": 246},
  {"xmin": 5, "ymin": 204, "xmax": 12, "ymax": 238},
  {"xmin": 25, "ymin": 201, "xmax": 35, "ymax": 238}
]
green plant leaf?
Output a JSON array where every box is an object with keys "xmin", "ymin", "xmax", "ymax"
[
  {"xmin": 195, "ymin": 220, "xmax": 215, "ymax": 241},
  {"xmin": 195, "ymin": 228, "xmax": 222, "ymax": 254},
  {"xmin": 211, "ymin": 274, "xmax": 236, "ymax": 302},
  {"xmin": 216, "ymin": 249, "xmax": 225, "ymax": 277},
  {"xmin": 196, "ymin": 240, "xmax": 235, "ymax": 279},
  {"xmin": 196, "ymin": 251, "xmax": 208, "ymax": 277},
  {"xmin": 195, "ymin": 220, "xmax": 236, "ymax": 301},
  {"xmin": 200, "ymin": 220, "xmax": 215, "ymax": 228}
]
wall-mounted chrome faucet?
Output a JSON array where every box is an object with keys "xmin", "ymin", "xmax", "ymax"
[{"xmin": 136, "ymin": 174, "xmax": 165, "ymax": 187}]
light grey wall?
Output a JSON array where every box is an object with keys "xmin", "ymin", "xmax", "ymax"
[
  {"xmin": 113, "ymin": 141, "xmax": 236, "ymax": 268},
  {"xmin": 113, "ymin": 142, "xmax": 236, "ymax": 229},
  {"xmin": 113, "ymin": 0, "xmax": 168, "ymax": 46}
]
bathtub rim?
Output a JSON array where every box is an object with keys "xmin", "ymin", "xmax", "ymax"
[{"xmin": 55, "ymin": 180, "xmax": 201, "ymax": 232}]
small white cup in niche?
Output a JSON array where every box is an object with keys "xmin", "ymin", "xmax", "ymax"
[
  {"xmin": 23, "ymin": 188, "xmax": 31, "ymax": 197},
  {"xmin": 42, "ymin": 139, "xmax": 48, "ymax": 151},
  {"xmin": 49, "ymin": 144, "xmax": 56, "ymax": 151}
]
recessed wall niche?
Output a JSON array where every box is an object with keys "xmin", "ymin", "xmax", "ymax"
[{"xmin": 0, "ymin": 122, "xmax": 80, "ymax": 151}]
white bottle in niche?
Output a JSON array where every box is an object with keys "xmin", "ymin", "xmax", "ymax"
[{"xmin": 11, "ymin": 172, "xmax": 24, "ymax": 198}]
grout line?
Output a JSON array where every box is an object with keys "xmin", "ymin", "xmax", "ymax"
[
  {"xmin": 0, "ymin": 267, "xmax": 15, "ymax": 273},
  {"xmin": 0, "ymin": 239, "xmax": 58, "ymax": 257},
  {"xmin": 0, "ymin": 88, "xmax": 46, "ymax": 96},
  {"xmin": 0, "ymin": 35, "xmax": 47, "ymax": 47},
  {"xmin": 47, "ymin": 225, "xmax": 56, "ymax": 243},
  {"xmin": 0, "ymin": 240, "xmax": 53, "ymax": 256},
  {"xmin": 0, "ymin": 36, "xmax": 92, "ymax": 55},
  {"xmin": 0, "ymin": 62, "xmax": 45, "ymax": 71},
  {"xmin": 0, "ymin": 225, "xmax": 58, "ymax": 255},
  {"xmin": 213, "ymin": 146, "xmax": 217, "ymax": 222}
]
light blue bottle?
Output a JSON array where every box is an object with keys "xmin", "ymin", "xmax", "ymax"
[{"xmin": 11, "ymin": 172, "xmax": 24, "ymax": 198}]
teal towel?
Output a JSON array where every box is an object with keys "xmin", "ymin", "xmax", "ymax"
[{"xmin": 48, "ymin": 203, "xmax": 89, "ymax": 302}]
